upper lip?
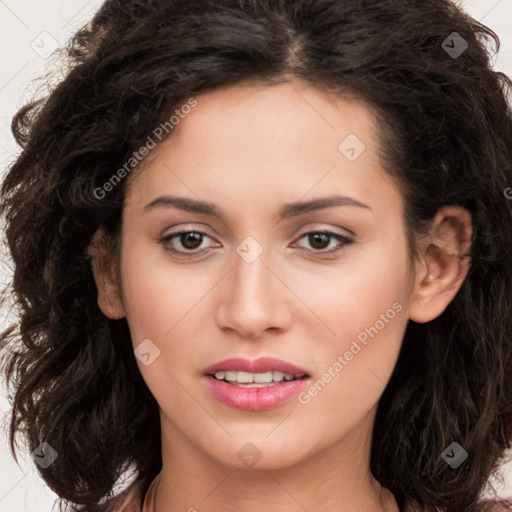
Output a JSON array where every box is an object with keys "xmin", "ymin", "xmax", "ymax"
[{"xmin": 203, "ymin": 357, "xmax": 309, "ymax": 377}]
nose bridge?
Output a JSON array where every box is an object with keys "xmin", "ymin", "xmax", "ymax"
[
  {"xmin": 232, "ymin": 235, "xmax": 274, "ymax": 308},
  {"xmin": 216, "ymin": 234, "xmax": 285, "ymax": 337}
]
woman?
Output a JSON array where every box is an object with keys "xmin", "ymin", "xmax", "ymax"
[{"xmin": 1, "ymin": 1, "xmax": 511, "ymax": 511}]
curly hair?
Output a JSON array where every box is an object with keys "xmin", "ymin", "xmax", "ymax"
[{"xmin": 1, "ymin": 0, "xmax": 512, "ymax": 511}]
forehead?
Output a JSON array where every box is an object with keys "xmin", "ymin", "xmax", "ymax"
[
  {"xmin": 124, "ymin": 80, "xmax": 401, "ymax": 219},
  {"xmin": 167, "ymin": 80, "xmax": 377, "ymax": 156}
]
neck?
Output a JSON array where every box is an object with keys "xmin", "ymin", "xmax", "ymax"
[{"xmin": 146, "ymin": 410, "xmax": 399, "ymax": 512}]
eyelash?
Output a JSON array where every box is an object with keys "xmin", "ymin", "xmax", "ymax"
[{"xmin": 158, "ymin": 229, "xmax": 354, "ymax": 257}]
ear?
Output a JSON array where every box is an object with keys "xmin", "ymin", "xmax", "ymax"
[
  {"xmin": 409, "ymin": 206, "xmax": 472, "ymax": 323},
  {"xmin": 87, "ymin": 228, "xmax": 126, "ymax": 319}
]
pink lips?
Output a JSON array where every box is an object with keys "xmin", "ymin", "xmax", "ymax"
[
  {"xmin": 203, "ymin": 357, "xmax": 308, "ymax": 377},
  {"xmin": 203, "ymin": 357, "xmax": 310, "ymax": 411}
]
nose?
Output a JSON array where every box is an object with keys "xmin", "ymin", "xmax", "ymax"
[{"xmin": 214, "ymin": 239, "xmax": 292, "ymax": 339}]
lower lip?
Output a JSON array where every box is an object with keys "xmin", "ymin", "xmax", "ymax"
[{"xmin": 204, "ymin": 375, "xmax": 310, "ymax": 411}]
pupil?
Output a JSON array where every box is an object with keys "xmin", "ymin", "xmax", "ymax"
[
  {"xmin": 309, "ymin": 233, "xmax": 329, "ymax": 249},
  {"xmin": 181, "ymin": 232, "xmax": 202, "ymax": 249}
]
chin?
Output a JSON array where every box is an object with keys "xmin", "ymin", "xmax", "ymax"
[{"xmin": 210, "ymin": 436, "xmax": 315, "ymax": 471}]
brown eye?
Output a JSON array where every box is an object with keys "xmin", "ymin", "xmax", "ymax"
[
  {"xmin": 160, "ymin": 230, "xmax": 215, "ymax": 254},
  {"xmin": 308, "ymin": 232, "xmax": 330, "ymax": 250},
  {"xmin": 294, "ymin": 230, "xmax": 353, "ymax": 254},
  {"xmin": 179, "ymin": 231, "xmax": 204, "ymax": 250}
]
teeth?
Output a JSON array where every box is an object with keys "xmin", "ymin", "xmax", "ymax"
[
  {"xmin": 273, "ymin": 371, "xmax": 284, "ymax": 381},
  {"xmin": 254, "ymin": 372, "xmax": 273, "ymax": 383},
  {"xmin": 213, "ymin": 371, "xmax": 298, "ymax": 383}
]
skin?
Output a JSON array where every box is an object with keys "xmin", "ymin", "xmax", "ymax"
[{"xmin": 90, "ymin": 79, "xmax": 472, "ymax": 512}]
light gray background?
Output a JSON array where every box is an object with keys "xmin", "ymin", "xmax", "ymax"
[{"xmin": 0, "ymin": 1, "xmax": 511, "ymax": 511}]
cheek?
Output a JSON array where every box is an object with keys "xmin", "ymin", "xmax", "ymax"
[
  {"xmin": 300, "ymin": 234, "xmax": 410, "ymax": 350},
  {"xmin": 118, "ymin": 246, "xmax": 217, "ymax": 401},
  {"xmin": 296, "ymin": 241, "xmax": 410, "ymax": 421},
  {"xmin": 119, "ymin": 243, "xmax": 208, "ymax": 341},
  {"xmin": 118, "ymin": 253, "xmax": 204, "ymax": 405}
]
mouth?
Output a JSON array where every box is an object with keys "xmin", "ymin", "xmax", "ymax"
[
  {"xmin": 206, "ymin": 370, "xmax": 309, "ymax": 388},
  {"xmin": 202, "ymin": 357, "xmax": 311, "ymax": 411},
  {"xmin": 203, "ymin": 356, "xmax": 310, "ymax": 383}
]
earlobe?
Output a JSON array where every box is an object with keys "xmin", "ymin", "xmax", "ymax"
[
  {"xmin": 408, "ymin": 206, "xmax": 472, "ymax": 324},
  {"xmin": 87, "ymin": 228, "xmax": 126, "ymax": 320}
]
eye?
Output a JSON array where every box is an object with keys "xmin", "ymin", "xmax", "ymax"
[
  {"xmin": 159, "ymin": 230, "xmax": 218, "ymax": 255},
  {"xmin": 159, "ymin": 228, "xmax": 353, "ymax": 257},
  {"xmin": 293, "ymin": 230, "xmax": 353, "ymax": 254}
]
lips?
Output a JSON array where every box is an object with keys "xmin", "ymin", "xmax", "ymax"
[
  {"xmin": 203, "ymin": 357, "xmax": 309, "ymax": 377},
  {"xmin": 202, "ymin": 357, "xmax": 311, "ymax": 411}
]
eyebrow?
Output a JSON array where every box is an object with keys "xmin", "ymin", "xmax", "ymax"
[{"xmin": 143, "ymin": 194, "xmax": 371, "ymax": 220}]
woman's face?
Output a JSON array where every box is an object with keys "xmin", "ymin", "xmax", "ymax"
[{"xmin": 114, "ymin": 80, "xmax": 416, "ymax": 469}]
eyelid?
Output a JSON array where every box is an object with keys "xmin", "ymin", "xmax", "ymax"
[
  {"xmin": 291, "ymin": 223, "xmax": 354, "ymax": 239},
  {"xmin": 291, "ymin": 229, "xmax": 353, "ymax": 252},
  {"xmin": 159, "ymin": 224, "xmax": 217, "ymax": 241},
  {"xmin": 158, "ymin": 228, "xmax": 219, "ymax": 252}
]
